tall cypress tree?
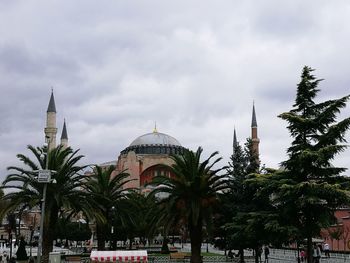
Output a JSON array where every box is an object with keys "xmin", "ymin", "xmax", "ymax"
[
  {"xmin": 224, "ymin": 136, "xmax": 265, "ymax": 263},
  {"xmin": 278, "ymin": 66, "xmax": 350, "ymax": 262}
]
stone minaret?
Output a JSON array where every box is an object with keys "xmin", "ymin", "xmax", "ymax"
[
  {"xmin": 60, "ymin": 119, "xmax": 68, "ymax": 148},
  {"xmin": 44, "ymin": 91, "xmax": 57, "ymax": 151},
  {"xmin": 251, "ymin": 103, "xmax": 260, "ymax": 157}
]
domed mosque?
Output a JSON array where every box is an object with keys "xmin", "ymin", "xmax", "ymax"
[{"xmin": 116, "ymin": 126, "xmax": 186, "ymax": 193}]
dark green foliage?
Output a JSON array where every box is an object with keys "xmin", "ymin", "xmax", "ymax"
[
  {"xmin": 121, "ymin": 192, "xmax": 160, "ymax": 246},
  {"xmin": 6, "ymin": 213, "xmax": 17, "ymax": 233},
  {"xmin": 55, "ymin": 219, "xmax": 91, "ymax": 242},
  {"xmin": 16, "ymin": 236, "xmax": 28, "ymax": 260},
  {"xmin": 85, "ymin": 165, "xmax": 132, "ymax": 250},
  {"xmin": 244, "ymin": 139, "xmax": 260, "ymax": 175},
  {"xmin": 161, "ymin": 238, "xmax": 170, "ymax": 254},
  {"xmin": 224, "ymin": 137, "xmax": 274, "ymax": 261},
  {"xmin": 66, "ymin": 222, "xmax": 91, "ymax": 242},
  {"xmin": 1, "ymin": 145, "xmax": 87, "ymax": 263},
  {"xmin": 275, "ymin": 66, "xmax": 350, "ymax": 262},
  {"xmin": 150, "ymin": 147, "xmax": 229, "ymax": 263}
]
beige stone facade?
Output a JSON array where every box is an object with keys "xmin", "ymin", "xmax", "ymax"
[{"xmin": 114, "ymin": 130, "xmax": 186, "ymax": 193}]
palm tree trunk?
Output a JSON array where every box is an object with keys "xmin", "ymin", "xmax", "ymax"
[
  {"xmin": 239, "ymin": 248, "xmax": 244, "ymax": 263},
  {"xmin": 254, "ymin": 247, "xmax": 259, "ymax": 263},
  {"xmin": 189, "ymin": 220, "xmax": 203, "ymax": 263},
  {"xmin": 96, "ymin": 223, "xmax": 106, "ymax": 250},
  {"xmin": 306, "ymin": 236, "xmax": 313, "ymax": 263},
  {"xmin": 41, "ymin": 211, "xmax": 54, "ymax": 263},
  {"xmin": 42, "ymin": 227, "xmax": 54, "ymax": 263},
  {"xmin": 42, "ymin": 205, "xmax": 60, "ymax": 263}
]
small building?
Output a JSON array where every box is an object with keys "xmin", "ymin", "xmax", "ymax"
[{"xmin": 320, "ymin": 208, "xmax": 350, "ymax": 251}]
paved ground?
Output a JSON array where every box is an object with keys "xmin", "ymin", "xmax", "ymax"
[
  {"xmin": 2, "ymin": 243, "xmax": 350, "ymax": 262},
  {"xmin": 176, "ymin": 243, "xmax": 350, "ymax": 263}
]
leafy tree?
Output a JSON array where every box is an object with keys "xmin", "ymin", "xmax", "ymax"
[
  {"xmin": 55, "ymin": 219, "xmax": 91, "ymax": 244},
  {"xmin": 223, "ymin": 136, "xmax": 265, "ymax": 262},
  {"xmin": 276, "ymin": 66, "xmax": 350, "ymax": 262},
  {"xmin": 221, "ymin": 136, "xmax": 248, "ymax": 261},
  {"xmin": 244, "ymin": 139, "xmax": 260, "ymax": 175},
  {"xmin": 0, "ymin": 190, "xmax": 6, "ymax": 222},
  {"xmin": 85, "ymin": 165, "xmax": 132, "ymax": 250},
  {"xmin": 150, "ymin": 147, "xmax": 228, "ymax": 263},
  {"xmin": 66, "ymin": 222, "xmax": 92, "ymax": 242},
  {"xmin": 224, "ymin": 135, "xmax": 291, "ymax": 263},
  {"xmin": 122, "ymin": 192, "xmax": 160, "ymax": 247},
  {"xmin": 1, "ymin": 145, "xmax": 87, "ymax": 263}
]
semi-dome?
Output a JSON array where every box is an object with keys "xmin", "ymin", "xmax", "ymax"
[
  {"xmin": 130, "ymin": 132, "xmax": 181, "ymax": 147},
  {"xmin": 121, "ymin": 129, "xmax": 185, "ymax": 155}
]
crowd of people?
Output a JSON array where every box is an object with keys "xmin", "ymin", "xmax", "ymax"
[
  {"xmin": 299, "ymin": 243, "xmax": 331, "ymax": 263},
  {"xmin": 0, "ymin": 251, "xmax": 9, "ymax": 263},
  {"xmin": 227, "ymin": 245, "xmax": 270, "ymax": 262},
  {"xmin": 227, "ymin": 242, "xmax": 331, "ymax": 263}
]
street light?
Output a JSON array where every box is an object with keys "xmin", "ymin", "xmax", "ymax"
[
  {"xmin": 110, "ymin": 206, "xmax": 116, "ymax": 250},
  {"xmin": 29, "ymin": 225, "xmax": 34, "ymax": 257},
  {"xmin": 37, "ymin": 139, "xmax": 56, "ymax": 263}
]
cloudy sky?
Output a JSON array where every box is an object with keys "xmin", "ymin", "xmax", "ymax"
[{"xmin": 1, "ymin": 1, "xmax": 349, "ymax": 183}]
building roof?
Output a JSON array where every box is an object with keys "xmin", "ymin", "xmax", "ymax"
[
  {"xmin": 129, "ymin": 131, "xmax": 181, "ymax": 147},
  {"xmin": 251, "ymin": 103, "xmax": 257, "ymax": 127},
  {"xmin": 61, "ymin": 119, "xmax": 68, "ymax": 140},
  {"xmin": 47, "ymin": 91, "xmax": 56, "ymax": 113},
  {"xmin": 99, "ymin": 161, "xmax": 117, "ymax": 167}
]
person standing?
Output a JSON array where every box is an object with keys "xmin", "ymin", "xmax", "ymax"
[
  {"xmin": 264, "ymin": 245, "xmax": 270, "ymax": 263},
  {"xmin": 312, "ymin": 244, "xmax": 321, "ymax": 263},
  {"xmin": 258, "ymin": 247, "xmax": 263, "ymax": 263},
  {"xmin": 3, "ymin": 252, "xmax": 7, "ymax": 263},
  {"xmin": 323, "ymin": 243, "xmax": 330, "ymax": 258}
]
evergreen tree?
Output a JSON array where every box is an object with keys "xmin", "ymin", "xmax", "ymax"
[
  {"xmin": 244, "ymin": 139, "xmax": 260, "ymax": 174},
  {"xmin": 277, "ymin": 66, "xmax": 350, "ymax": 262},
  {"xmin": 227, "ymin": 136, "xmax": 247, "ymax": 181},
  {"xmin": 224, "ymin": 136, "xmax": 265, "ymax": 263},
  {"xmin": 224, "ymin": 137, "xmax": 248, "ymax": 261}
]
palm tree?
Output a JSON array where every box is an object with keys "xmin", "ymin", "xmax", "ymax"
[
  {"xmin": 150, "ymin": 147, "xmax": 229, "ymax": 263},
  {"xmin": 0, "ymin": 145, "xmax": 86, "ymax": 263},
  {"xmin": 0, "ymin": 189, "xmax": 6, "ymax": 221},
  {"xmin": 85, "ymin": 165, "xmax": 133, "ymax": 250},
  {"xmin": 125, "ymin": 192, "xmax": 163, "ymax": 247}
]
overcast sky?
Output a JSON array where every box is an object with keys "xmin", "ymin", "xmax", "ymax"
[{"xmin": 1, "ymin": 1, "xmax": 349, "ymax": 183}]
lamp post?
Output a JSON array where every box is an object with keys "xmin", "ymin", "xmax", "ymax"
[
  {"xmin": 37, "ymin": 138, "xmax": 56, "ymax": 263},
  {"xmin": 9, "ymin": 232, "xmax": 12, "ymax": 260},
  {"xmin": 110, "ymin": 206, "xmax": 116, "ymax": 250},
  {"xmin": 29, "ymin": 225, "xmax": 34, "ymax": 257}
]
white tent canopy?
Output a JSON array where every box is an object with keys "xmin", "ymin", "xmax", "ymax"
[{"xmin": 90, "ymin": 250, "xmax": 148, "ymax": 263}]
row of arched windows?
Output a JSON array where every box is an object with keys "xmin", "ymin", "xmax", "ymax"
[{"xmin": 121, "ymin": 145, "xmax": 185, "ymax": 155}]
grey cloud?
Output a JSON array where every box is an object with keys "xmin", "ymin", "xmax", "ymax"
[{"xmin": 1, "ymin": 1, "xmax": 350, "ymax": 182}]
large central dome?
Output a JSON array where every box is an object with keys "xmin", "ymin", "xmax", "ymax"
[
  {"xmin": 130, "ymin": 132, "xmax": 181, "ymax": 147},
  {"xmin": 121, "ymin": 129, "xmax": 185, "ymax": 155}
]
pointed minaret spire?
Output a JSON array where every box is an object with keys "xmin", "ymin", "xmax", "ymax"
[
  {"xmin": 251, "ymin": 101, "xmax": 260, "ymax": 163},
  {"xmin": 251, "ymin": 101, "xmax": 257, "ymax": 128},
  {"xmin": 47, "ymin": 89, "xmax": 56, "ymax": 113},
  {"xmin": 44, "ymin": 90, "xmax": 57, "ymax": 150},
  {"xmin": 61, "ymin": 119, "xmax": 68, "ymax": 148}
]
